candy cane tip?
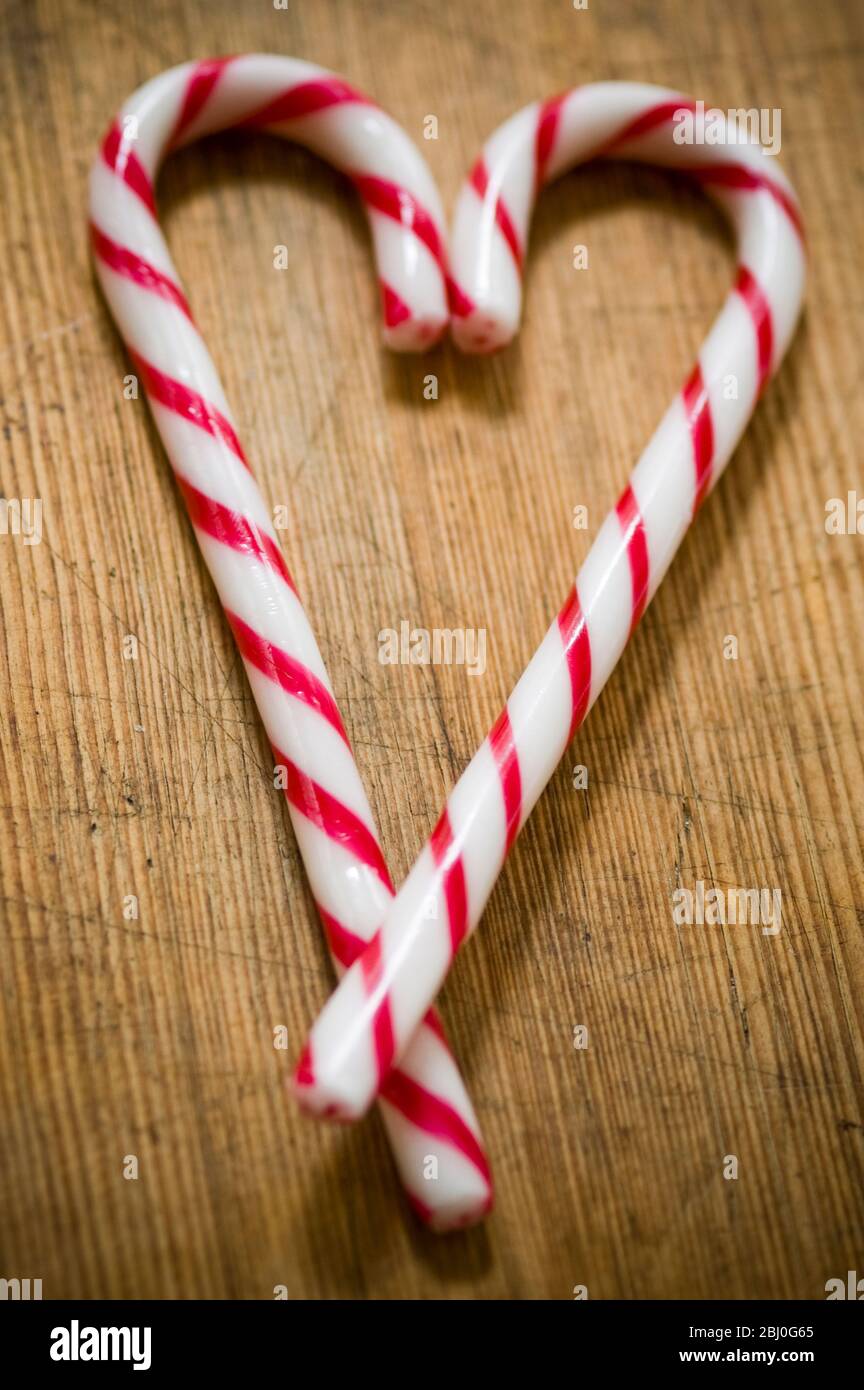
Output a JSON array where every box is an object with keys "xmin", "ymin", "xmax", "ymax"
[
  {"xmin": 450, "ymin": 303, "xmax": 518, "ymax": 355},
  {"xmin": 382, "ymin": 311, "xmax": 449, "ymax": 353},
  {"xmin": 425, "ymin": 1194, "xmax": 495, "ymax": 1235},
  {"xmin": 291, "ymin": 1058, "xmax": 368, "ymax": 1123}
]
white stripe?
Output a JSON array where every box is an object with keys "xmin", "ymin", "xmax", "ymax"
[
  {"xmin": 305, "ymin": 103, "xmax": 446, "ymax": 226},
  {"xmin": 305, "ymin": 965, "xmax": 379, "ymax": 1116},
  {"xmin": 449, "ymin": 188, "xmax": 521, "ymax": 348},
  {"xmin": 629, "ymin": 395, "xmax": 694, "ymax": 603},
  {"xmin": 392, "ymin": 1021, "xmax": 480, "ymax": 1132},
  {"xmin": 578, "ymin": 510, "xmax": 634, "ymax": 706},
  {"xmin": 93, "ymin": 268, "xmax": 234, "ymax": 418},
  {"xmin": 195, "ymin": 533, "xmax": 330, "ymax": 687},
  {"xmin": 507, "ymin": 622, "xmax": 574, "ymax": 815},
  {"xmin": 738, "ymin": 201, "xmax": 806, "ymax": 367},
  {"xmin": 173, "ymin": 56, "xmax": 329, "ymax": 144},
  {"xmin": 89, "ymin": 164, "xmax": 177, "ymax": 278},
  {"xmin": 547, "ymin": 83, "xmax": 688, "ymax": 178},
  {"xmin": 379, "ymin": 845, "xmax": 453, "ymax": 1051},
  {"xmin": 117, "ymin": 64, "xmax": 193, "ymax": 175},
  {"xmin": 368, "ymin": 211, "xmax": 447, "ymax": 323},
  {"xmin": 149, "ymin": 408, "xmax": 274, "ymax": 535},
  {"xmin": 701, "ymin": 291, "xmax": 760, "ymax": 458},
  {"xmin": 246, "ymin": 670, "xmax": 377, "ymax": 830},
  {"xmin": 481, "ymin": 102, "xmax": 539, "ymax": 246},
  {"xmin": 379, "ymin": 1101, "xmax": 489, "ymax": 1219},
  {"xmin": 447, "ymin": 739, "xmax": 506, "ymax": 914},
  {"xmin": 293, "ymin": 815, "xmax": 392, "ymax": 943}
]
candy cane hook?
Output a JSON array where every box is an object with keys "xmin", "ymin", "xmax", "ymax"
[
  {"xmin": 294, "ymin": 82, "xmax": 807, "ymax": 1121},
  {"xmin": 89, "ymin": 55, "xmax": 491, "ymax": 1229}
]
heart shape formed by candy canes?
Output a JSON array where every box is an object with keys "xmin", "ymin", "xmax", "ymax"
[
  {"xmin": 89, "ymin": 55, "xmax": 491, "ymax": 1232},
  {"xmin": 296, "ymin": 85, "xmax": 806, "ymax": 1121},
  {"xmin": 90, "ymin": 59, "xmax": 807, "ymax": 1221}
]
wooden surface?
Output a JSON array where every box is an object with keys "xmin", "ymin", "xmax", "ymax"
[{"xmin": 1, "ymin": 0, "xmax": 862, "ymax": 1300}]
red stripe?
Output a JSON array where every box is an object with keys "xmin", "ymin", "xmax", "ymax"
[
  {"xmin": 734, "ymin": 265, "xmax": 774, "ymax": 395},
  {"xmin": 535, "ymin": 93, "xmax": 568, "ymax": 190},
  {"xmin": 421, "ymin": 1008, "xmax": 447, "ymax": 1047},
  {"xmin": 90, "ymin": 223, "xmax": 192, "ymax": 319},
  {"xmin": 380, "ymin": 1068, "xmax": 492, "ymax": 1187},
  {"xmin": 446, "ymin": 275, "xmax": 476, "ymax": 319},
  {"xmin": 317, "ymin": 905, "xmax": 366, "ymax": 970},
  {"xmin": 227, "ymin": 613, "xmax": 349, "ymax": 747},
  {"xmin": 380, "ymin": 280, "xmax": 411, "ymax": 328},
  {"xmin": 469, "ymin": 159, "xmax": 489, "ymax": 197},
  {"xmin": 469, "ymin": 158, "xmax": 524, "ymax": 271},
  {"xmin": 557, "ymin": 585, "xmax": 592, "ymax": 741},
  {"xmin": 592, "ymin": 101, "xmax": 805, "ymax": 245},
  {"xmin": 169, "ymin": 57, "xmax": 232, "ymax": 146},
  {"xmin": 129, "ymin": 350, "xmax": 250, "ymax": 470},
  {"xmin": 602, "ymin": 97, "xmax": 697, "ymax": 153},
  {"xmin": 176, "ymin": 476, "xmax": 297, "ymax": 593},
  {"xmin": 239, "ymin": 77, "xmax": 371, "ymax": 128},
  {"xmin": 295, "ymin": 1042, "xmax": 315, "ymax": 1087},
  {"xmin": 274, "ymin": 752, "xmax": 392, "ymax": 891},
  {"xmin": 352, "ymin": 174, "xmax": 446, "ymax": 271},
  {"xmin": 488, "ymin": 708, "xmax": 522, "ymax": 855},
  {"xmin": 429, "ymin": 808, "xmax": 469, "ymax": 954},
  {"xmin": 101, "ymin": 121, "xmax": 157, "ymax": 216},
  {"xmin": 689, "ymin": 163, "xmax": 805, "ymax": 244},
  {"xmin": 360, "ymin": 931, "xmax": 397, "ymax": 1085},
  {"xmin": 616, "ymin": 485, "xmax": 650, "ymax": 637},
  {"xmin": 682, "ymin": 362, "xmax": 715, "ymax": 513}
]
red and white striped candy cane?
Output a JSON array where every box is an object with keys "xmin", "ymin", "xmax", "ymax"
[
  {"xmin": 89, "ymin": 55, "xmax": 491, "ymax": 1230},
  {"xmin": 294, "ymin": 83, "xmax": 807, "ymax": 1121}
]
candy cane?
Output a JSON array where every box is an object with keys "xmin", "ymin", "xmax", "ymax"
[
  {"xmin": 89, "ymin": 55, "xmax": 491, "ymax": 1230},
  {"xmin": 294, "ymin": 83, "xmax": 807, "ymax": 1121}
]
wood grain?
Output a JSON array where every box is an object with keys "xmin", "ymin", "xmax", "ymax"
[{"xmin": 1, "ymin": 0, "xmax": 862, "ymax": 1299}]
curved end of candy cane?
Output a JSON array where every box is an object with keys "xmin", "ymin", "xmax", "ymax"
[
  {"xmin": 449, "ymin": 85, "xmax": 809, "ymax": 359},
  {"xmin": 93, "ymin": 55, "xmax": 453, "ymax": 358}
]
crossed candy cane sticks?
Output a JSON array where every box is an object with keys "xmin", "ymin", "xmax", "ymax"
[{"xmin": 296, "ymin": 84, "xmax": 806, "ymax": 1121}]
